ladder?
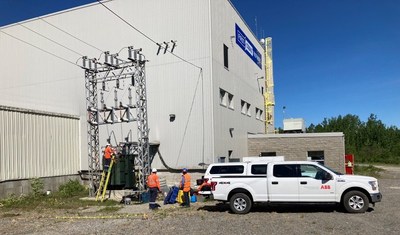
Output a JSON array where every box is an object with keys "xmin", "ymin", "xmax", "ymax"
[{"xmin": 96, "ymin": 158, "xmax": 115, "ymax": 202}]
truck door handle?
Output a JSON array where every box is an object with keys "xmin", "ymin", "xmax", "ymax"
[
  {"xmin": 300, "ymin": 181, "xmax": 307, "ymax": 185},
  {"xmin": 271, "ymin": 181, "xmax": 278, "ymax": 185}
]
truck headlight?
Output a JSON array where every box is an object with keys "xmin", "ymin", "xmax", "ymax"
[{"xmin": 369, "ymin": 181, "xmax": 377, "ymax": 190}]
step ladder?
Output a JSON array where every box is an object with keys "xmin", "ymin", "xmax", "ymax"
[{"xmin": 96, "ymin": 158, "xmax": 115, "ymax": 202}]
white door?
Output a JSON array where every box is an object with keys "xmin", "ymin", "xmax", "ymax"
[
  {"xmin": 267, "ymin": 164, "xmax": 299, "ymax": 202},
  {"xmin": 298, "ymin": 164, "xmax": 336, "ymax": 202}
]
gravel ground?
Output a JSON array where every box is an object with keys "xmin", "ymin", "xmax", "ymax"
[{"xmin": 1, "ymin": 166, "xmax": 399, "ymax": 235}]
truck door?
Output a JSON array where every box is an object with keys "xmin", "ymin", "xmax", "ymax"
[
  {"xmin": 298, "ymin": 164, "xmax": 336, "ymax": 202},
  {"xmin": 249, "ymin": 164, "xmax": 268, "ymax": 201},
  {"xmin": 267, "ymin": 164, "xmax": 299, "ymax": 202}
]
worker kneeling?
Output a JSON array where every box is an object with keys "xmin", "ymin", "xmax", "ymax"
[{"xmin": 147, "ymin": 168, "xmax": 161, "ymax": 210}]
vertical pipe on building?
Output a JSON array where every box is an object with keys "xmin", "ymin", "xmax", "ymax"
[{"xmin": 208, "ymin": 0, "xmax": 215, "ymax": 164}]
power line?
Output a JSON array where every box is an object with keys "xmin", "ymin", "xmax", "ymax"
[
  {"xmin": 40, "ymin": 18, "xmax": 103, "ymax": 53},
  {"xmin": 18, "ymin": 23, "xmax": 84, "ymax": 56},
  {"xmin": 95, "ymin": 0, "xmax": 202, "ymax": 70},
  {"xmin": 175, "ymin": 69, "xmax": 204, "ymax": 166},
  {"xmin": 0, "ymin": 29, "xmax": 78, "ymax": 67},
  {"xmin": 0, "ymin": 75, "xmax": 81, "ymax": 91}
]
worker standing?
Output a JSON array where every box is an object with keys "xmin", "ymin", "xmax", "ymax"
[
  {"xmin": 180, "ymin": 168, "xmax": 191, "ymax": 207},
  {"xmin": 103, "ymin": 143, "xmax": 114, "ymax": 170},
  {"xmin": 147, "ymin": 168, "xmax": 161, "ymax": 210}
]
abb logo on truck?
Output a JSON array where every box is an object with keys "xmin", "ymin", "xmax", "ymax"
[{"xmin": 320, "ymin": 185, "xmax": 331, "ymax": 189}]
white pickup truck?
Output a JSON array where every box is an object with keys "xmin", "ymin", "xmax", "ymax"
[{"xmin": 202, "ymin": 161, "xmax": 382, "ymax": 214}]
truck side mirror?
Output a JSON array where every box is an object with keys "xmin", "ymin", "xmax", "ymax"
[{"xmin": 323, "ymin": 172, "xmax": 332, "ymax": 181}]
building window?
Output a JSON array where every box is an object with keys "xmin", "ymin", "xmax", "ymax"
[
  {"xmin": 255, "ymin": 108, "xmax": 260, "ymax": 120},
  {"xmin": 220, "ymin": 88, "xmax": 234, "ymax": 110},
  {"xmin": 241, "ymin": 100, "xmax": 252, "ymax": 116},
  {"xmin": 228, "ymin": 93, "xmax": 234, "ymax": 109},
  {"xmin": 241, "ymin": 100, "xmax": 246, "ymax": 114},
  {"xmin": 220, "ymin": 88, "xmax": 227, "ymax": 107},
  {"xmin": 307, "ymin": 151, "xmax": 325, "ymax": 165},
  {"xmin": 255, "ymin": 108, "xmax": 264, "ymax": 121},
  {"xmin": 247, "ymin": 103, "xmax": 251, "ymax": 116},
  {"xmin": 260, "ymin": 152, "xmax": 277, "ymax": 156},
  {"xmin": 223, "ymin": 44, "xmax": 229, "ymax": 69}
]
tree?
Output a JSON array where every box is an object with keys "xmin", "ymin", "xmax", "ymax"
[{"xmin": 308, "ymin": 113, "xmax": 400, "ymax": 164}]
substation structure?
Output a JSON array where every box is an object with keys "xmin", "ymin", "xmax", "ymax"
[{"xmin": 82, "ymin": 47, "xmax": 150, "ymax": 196}]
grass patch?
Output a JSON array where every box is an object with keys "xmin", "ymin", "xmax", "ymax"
[
  {"xmin": 354, "ymin": 164, "xmax": 384, "ymax": 178},
  {"xmin": 0, "ymin": 180, "xmax": 119, "ymax": 212}
]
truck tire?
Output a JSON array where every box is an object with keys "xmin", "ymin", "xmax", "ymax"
[
  {"xmin": 230, "ymin": 193, "xmax": 252, "ymax": 214},
  {"xmin": 343, "ymin": 190, "xmax": 369, "ymax": 213}
]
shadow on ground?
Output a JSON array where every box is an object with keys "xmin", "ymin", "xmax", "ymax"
[{"xmin": 198, "ymin": 202, "xmax": 375, "ymax": 214}]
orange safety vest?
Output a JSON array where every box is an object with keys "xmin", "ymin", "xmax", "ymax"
[
  {"xmin": 180, "ymin": 173, "xmax": 191, "ymax": 192},
  {"xmin": 104, "ymin": 146, "xmax": 113, "ymax": 159},
  {"xmin": 147, "ymin": 173, "xmax": 160, "ymax": 190}
]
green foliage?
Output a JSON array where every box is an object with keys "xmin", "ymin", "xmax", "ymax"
[
  {"xmin": 308, "ymin": 113, "xmax": 400, "ymax": 164},
  {"xmin": 30, "ymin": 178, "xmax": 44, "ymax": 197},
  {"xmin": 0, "ymin": 191, "xmax": 118, "ymax": 212},
  {"xmin": 58, "ymin": 179, "xmax": 87, "ymax": 197},
  {"xmin": 0, "ymin": 194, "xmax": 24, "ymax": 207}
]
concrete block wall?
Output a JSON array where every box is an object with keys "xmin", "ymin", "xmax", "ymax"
[
  {"xmin": 0, "ymin": 172, "xmax": 204, "ymax": 199},
  {"xmin": 0, "ymin": 175, "xmax": 81, "ymax": 199},
  {"xmin": 248, "ymin": 133, "xmax": 345, "ymax": 172},
  {"xmin": 157, "ymin": 172, "xmax": 205, "ymax": 188}
]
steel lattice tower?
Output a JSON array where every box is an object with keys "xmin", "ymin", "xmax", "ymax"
[
  {"xmin": 83, "ymin": 48, "xmax": 150, "ymax": 196},
  {"xmin": 133, "ymin": 60, "xmax": 150, "ymax": 190},
  {"xmin": 85, "ymin": 69, "xmax": 100, "ymax": 196}
]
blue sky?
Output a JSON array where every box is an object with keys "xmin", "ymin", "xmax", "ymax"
[
  {"xmin": 231, "ymin": 0, "xmax": 400, "ymax": 128},
  {"xmin": 1, "ymin": 0, "xmax": 399, "ymax": 128}
]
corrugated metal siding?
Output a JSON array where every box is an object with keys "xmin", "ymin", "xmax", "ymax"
[{"xmin": 0, "ymin": 107, "xmax": 80, "ymax": 181}]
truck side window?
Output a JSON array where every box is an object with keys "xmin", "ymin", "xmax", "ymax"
[
  {"xmin": 209, "ymin": 165, "xmax": 244, "ymax": 174},
  {"xmin": 299, "ymin": 164, "xmax": 318, "ymax": 178},
  {"xmin": 273, "ymin": 164, "xmax": 298, "ymax": 177},
  {"xmin": 300, "ymin": 164, "xmax": 327, "ymax": 180},
  {"xmin": 251, "ymin": 164, "xmax": 267, "ymax": 175}
]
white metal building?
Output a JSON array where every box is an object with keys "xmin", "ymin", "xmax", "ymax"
[{"xmin": 0, "ymin": 0, "xmax": 265, "ymax": 189}]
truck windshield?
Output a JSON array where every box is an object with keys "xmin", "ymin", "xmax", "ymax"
[{"xmin": 321, "ymin": 164, "xmax": 343, "ymax": 175}]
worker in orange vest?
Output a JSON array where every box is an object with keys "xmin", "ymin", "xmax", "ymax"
[
  {"xmin": 197, "ymin": 178, "xmax": 211, "ymax": 192},
  {"xmin": 147, "ymin": 168, "xmax": 161, "ymax": 210},
  {"xmin": 179, "ymin": 168, "xmax": 191, "ymax": 207},
  {"xmin": 103, "ymin": 143, "xmax": 115, "ymax": 170}
]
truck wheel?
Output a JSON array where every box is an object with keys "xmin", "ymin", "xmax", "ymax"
[
  {"xmin": 230, "ymin": 193, "xmax": 252, "ymax": 214},
  {"xmin": 343, "ymin": 190, "xmax": 369, "ymax": 213}
]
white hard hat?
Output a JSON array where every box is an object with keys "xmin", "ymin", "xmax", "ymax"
[{"xmin": 152, "ymin": 168, "xmax": 157, "ymax": 173}]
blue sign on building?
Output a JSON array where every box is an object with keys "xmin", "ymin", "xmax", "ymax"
[{"xmin": 235, "ymin": 23, "xmax": 262, "ymax": 69}]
